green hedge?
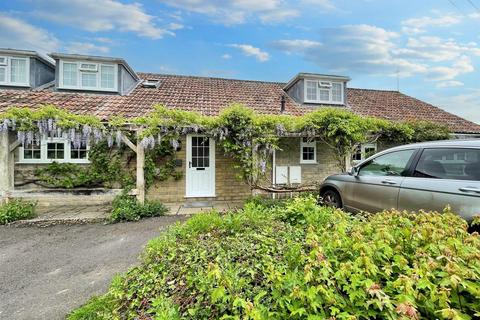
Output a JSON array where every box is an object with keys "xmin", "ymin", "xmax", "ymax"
[
  {"xmin": 109, "ymin": 192, "xmax": 168, "ymax": 223},
  {"xmin": 0, "ymin": 199, "xmax": 36, "ymax": 225},
  {"xmin": 70, "ymin": 197, "xmax": 480, "ymax": 319}
]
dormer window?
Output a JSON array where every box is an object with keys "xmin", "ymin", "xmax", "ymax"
[
  {"xmin": 0, "ymin": 56, "xmax": 30, "ymax": 87},
  {"xmin": 304, "ymin": 79, "xmax": 344, "ymax": 104},
  {"xmin": 59, "ymin": 60, "xmax": 117, "ymax": 92}
]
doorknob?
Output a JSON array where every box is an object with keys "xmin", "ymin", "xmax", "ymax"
[
  {"xmin": 381, "ymin": 179, "xmax": 397, "ymax": 185},
  {"xmin": 459, "ymin": 187, "xmax": 480, "ymax": 193}
]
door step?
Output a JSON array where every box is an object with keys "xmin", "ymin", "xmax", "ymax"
[{"xmin": 183, "ymin": 201, "xmax": 213, "ymax": 208}]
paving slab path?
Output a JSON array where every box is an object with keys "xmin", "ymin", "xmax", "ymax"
[{"xmin": 0, "ymin": 216, "xmax": 186, "ymax": 320}]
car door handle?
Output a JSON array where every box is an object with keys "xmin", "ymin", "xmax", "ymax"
[
  {"xmin": 381, "ymin": 179, "xmax": 397, "ymax": 185},
  {"xmin": 459, "ymin": 187, "xmax": 480, "ymax": 193}
]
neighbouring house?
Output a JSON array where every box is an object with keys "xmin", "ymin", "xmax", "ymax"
[{"xmin": 0, "ymin": 48, "xmax": 479, "ymax": 208}]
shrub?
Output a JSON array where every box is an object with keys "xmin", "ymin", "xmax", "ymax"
[
  {"xmin": 109, "ymin": 192, "xmax": 168, "ymax": 222},
  {"xmin": 70, "ymin": 196, "xmax": 480, "ymax": 319},
  {"xmin": 0, "ymin": 199, "xmax": 36, "ymax": 225}
]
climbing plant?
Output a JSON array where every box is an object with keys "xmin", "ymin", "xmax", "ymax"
[{"xmin": 0, "ymin": 104, "xmax": 451, "ymax": 192}]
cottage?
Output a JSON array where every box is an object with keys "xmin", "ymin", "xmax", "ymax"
[{"xmin": 0, "ymin": 48, "xmax": 479, "ymax": 208}]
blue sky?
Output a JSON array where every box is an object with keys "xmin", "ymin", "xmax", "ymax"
[{"xmin": 1, "ymin": 0, "xmax": 480, "ymax": 123}]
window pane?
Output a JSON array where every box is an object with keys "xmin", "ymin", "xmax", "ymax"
[
  {"xmin": 0, "ymin": 67, "xmax": 5, "ymax": 82},
  {"xmin": 364, "ymin": 147, "xmax": 376, "ymax": 158},
  {"xmin": 47, "ymin": 142, "xmax": 65, "ymax": 160},
  {"xmin": 23, "ymin": 142, "xmax": 41, "ymax": 160},
  {"xmin": 10, "ymin": 58, "xmax": 27, "ymax": 83},
  {"xmin": 332, "ymin": 83, "xmax": 342, "ymax": 102},
  {"xmin": 100, "ymin": 65, "xmax": 115, "ymax": 89},
  {"xmin": 80, "ymin": 63, "xmax": 97, "ymax": 70},
  {"xmin": 306, "ymin": 81, "xmax": 317, "ymax": 101},
  {"xmin": 302, "ymin": 147, "xmax": 315, "ymax": 160},
  {"xmin": 63, "ymin": 63, "xmax": 77, "ymax": 86},
  {"xmin": 319, "ymin": 89, "xmax": 330, "ymax": 101},
  {"xmin": 71, "ymin": 143, "xmax": 87, "ymax": 159},
  {"xmin": 81, "ymin": 72, "xmax": 97, "ymax": 87},
  {"xmin": 414, "ymin": 148, "xmax": 480, "ymax": 181},
  {"xmin": 360, "ymin": 149, "xmax": 415, "ymax": 176}
]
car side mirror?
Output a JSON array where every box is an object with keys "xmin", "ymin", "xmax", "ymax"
[{"xmin": 348, "ymin": 166, "xmax": 359, "ymax": 177}]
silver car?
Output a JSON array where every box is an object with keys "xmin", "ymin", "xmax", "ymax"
[{"xmin": 320, "ymin": 140, "xmax": 480, "ymax": 221}]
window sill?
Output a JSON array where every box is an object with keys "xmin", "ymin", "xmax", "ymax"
[
  {"xmin": 58, "ymin": 85, "xmax": 117, "ymax": 93},
  {"xmin": 16, "ymin": 160, "xmax": 90, "ymax": 165},
  {"xmin": 304, "ymin": 100, "xmax": 344, "ymax": 105},
  {"xmin": 0, "ymin": 83, "xmax": 30, "ymax": 87},
  {"xmin": 300, "ymin": 161, "xmax": 318, "ymax": 165}
]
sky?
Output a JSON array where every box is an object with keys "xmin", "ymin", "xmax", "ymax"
[{"xmin": 1, "ymin": 0, "xmax": 479, "ymax": 123}]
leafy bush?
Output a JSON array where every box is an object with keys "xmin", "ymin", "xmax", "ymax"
[
  {"xmin": 109, "ymin": 192, "xmax": 168, "ymax": 223},
  {"xmin": 70, "ymin": 196, "xmax": 480, "ymax": 319},
  {"xmin": 0, "ymin": 199, "xmax": 36, "ymax": 224}
]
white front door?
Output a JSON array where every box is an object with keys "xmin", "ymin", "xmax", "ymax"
[{"xmin": 186, "ymin": 135, "xmax": 215, "ymax": 197}]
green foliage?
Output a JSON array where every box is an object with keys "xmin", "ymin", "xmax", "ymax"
[
  {"xmin": 0, "ymin": 199, "xmax": 36, "ymax": 224},
  {"xmin": 0, "ymin": 105, "xmax": 104, "ymax": 131},
  {"xmin": 109, "ymin": 192, "xmax": 168, "ymax": 222},
  {"xmin": 144, "ymin": 139, "xmax": 183, "ymax": 188},
  {"xmin": 70, "ymin": 197, "xmax": 480, "ymax": 319},
  {"xmin": 34, "ymin": 143, "xmax": 133, "ymax": 189},
  {"xmin": 3, "ymin": 104, "xmax": 452, "ymax": 189}
]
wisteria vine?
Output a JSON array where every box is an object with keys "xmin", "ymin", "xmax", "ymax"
[{"xmin": 0, "ymin": 104, "xmax": 451, "ymax": 190}]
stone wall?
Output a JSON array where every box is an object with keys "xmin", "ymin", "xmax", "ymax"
[
  {"xmin": 274, "ymin": 137, "xmax": 339, "ymax": 185},
  {"xmin": 147, "ymin": 137, "xmax": 251, "ymax": 203}
]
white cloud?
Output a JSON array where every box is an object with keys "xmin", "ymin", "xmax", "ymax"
[
  {"xmin": 436, "ymin": 80, "xmax": 464, "ymax": 88},
  {"xmin": 229, "ymin": 44, "xmax": 270, "ymax": 62},
  {"xmin": 0, "ymin": 13, "xmax": 60, "ymax": 53},
  {"xmin": 394, "ymin": 36, "xmax": 480, "ymax": 62},
  {"xmin": 222, "ymin": 53, "xmax": 232, "ymax": 59},
  {"xmin": 271, "ymin": 39, "xmax": 321, "ymax": 54},
  {"xmin": 427, "ymin": 56, "xmax": 474, "ymax": 81},
  {"xmin": 273, "ymin": 24, "xmax": 480, "ymax": 81},
  {"xmin": 273, "ymin": 24, "xmax": 425, "ymax": 76},
  {"xmin": 401, "ymin": 15, "xmax": 460, "ymax": 34},
  {"xmin": 31, "ymin": 0, "xmax": 178, "ymax": 39},
  {"xmin": 66, "ymin": 42, "xmax": 110, "ymax": 55},
  {"xmin": 158, "ymin": 0, "xmax": 315, "ymax": 25},
  {"xmin": 429, "ymin": 89, "xmax": 480, "ymax": 123}
]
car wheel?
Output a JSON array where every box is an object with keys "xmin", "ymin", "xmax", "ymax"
[{"xmin": 321, "ymin": 189, "xmax": 342, "ymax": 209}]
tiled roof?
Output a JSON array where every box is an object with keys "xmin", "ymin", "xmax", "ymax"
[
  {"xmin": 0, "ymin": 73, "xmax": 478, "ymax": 134},
  {"xmin": 346, "ymin": 88, "xmax": 480, "ymax": 134}
]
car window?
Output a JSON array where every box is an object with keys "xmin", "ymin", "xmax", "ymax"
[
  {"xmin": 413, "ymin": 148, "xmax": 480, "ymax": 181},
  {"xmin": 359, "ymin": 149, "xmax": 416, "ymax": 177}
]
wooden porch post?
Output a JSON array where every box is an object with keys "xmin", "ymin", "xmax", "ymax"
[
  {"xmin": 120, "ymin": 132, "xmax": 144, "ymax": 204},
  {"xmin": 136, "ymin": 132, "xmax": 145, "ymax": 204}
]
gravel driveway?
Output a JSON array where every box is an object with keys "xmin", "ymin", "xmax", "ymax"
[{"xmin": 0, "ymin": 216, "xmax": 186, "ymax": 320}]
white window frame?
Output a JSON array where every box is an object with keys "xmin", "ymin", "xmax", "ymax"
[
  {"xmin": 59, "ymin": 60, "xmax": 118, "ymax": 92},
  {"xmin": 0, "ymin": 56, "xmax": 30, "ymax": 87},
  {"xmin": 304, "ymin": 79, "xmax": 344, "ymax": 105},
  {"xmin": 352, "ymin": 143, "xmax": 377, "ymax": 164},
  {"xmin": 18, "ymin": 137, "xmax": 90, "ymax": 164},
  {"xmin": 300, "ymin": 138, "xmax": 317, "ymax": 164}
]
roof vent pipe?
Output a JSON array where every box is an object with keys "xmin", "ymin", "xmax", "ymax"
[{"xmin": 280, "ymin": 95, "xmax": 286, "ymax": 113}]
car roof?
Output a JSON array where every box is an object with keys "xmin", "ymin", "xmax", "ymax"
[{"xmin": 388, "ymin": 139, "xmax": 480, "ymax": 151}]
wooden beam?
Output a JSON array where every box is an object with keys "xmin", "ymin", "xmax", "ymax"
[
  {"xmin": 9, "ymin": 140, "xmax": 21, "ymax": 153},
  {"xmin": 136, "ymin": 130, "xmax": 145, "ymax": 204},
  {"xmin": 121, "ymin": 135, "xmax": 137, "ymax": 153}
]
